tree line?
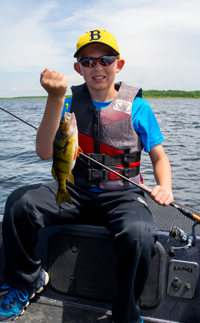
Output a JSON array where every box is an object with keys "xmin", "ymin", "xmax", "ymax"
[
  {"xmin": 1, "ymin": 92, "xmax": 200, "ymax": 100},
  {"xmin": 142, "ymin": 90, "xmax": 200, "ymax": 98}
]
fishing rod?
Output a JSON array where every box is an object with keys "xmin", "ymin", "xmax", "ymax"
[
  {"xmin": 79, "ymin": 152, "xmax": 200, "ymax": 223},
  {"xmin": 1, "ymin": 107, "xmax": 200, "ymax": 224},
  {"xmin": 79, "ymin": 152, "xmax": 151, "ymax": 195},
  {"xmin": 0, "ymin": 107, "xmax": 38, "ymax": 130}
]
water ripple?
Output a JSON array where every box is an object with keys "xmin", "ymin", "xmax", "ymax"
[{"xmin": 1, "ymin": 98, "xmax": 200, "ymax": 217}]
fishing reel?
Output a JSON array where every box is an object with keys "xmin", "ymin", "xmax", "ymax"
[{"xmin": 168, "ymin": 222, "xmax": 198, "ymax": 257}]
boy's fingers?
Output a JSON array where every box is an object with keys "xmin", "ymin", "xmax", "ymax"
[
  {"xmin": 139, "ymin": 184, "xmax": 174, "ymax": 206},
  {"xmin": 50, "ymin": 70, "xmax": 62, "ymax": 82},
  {"xmin": 150, "ymin": 185, "xmax": 174, "ymax": 206},
  {"xmin": 40, "ymin": 68, "xmax": 50, "ymax": 79},
  {"xmin": 55, "ymin": 72, "xmax": 67, "ymax": 87},
  {"xmin": 40, "ymin": 68, "xmax": 51, "ymax": 85},
  {"xmin": 40, "ymin": 68, "xmax": 63, "ymax": 83},
  {"xmin": 40, "ymin": 68, "xmax": 67, "ymax": 95}
]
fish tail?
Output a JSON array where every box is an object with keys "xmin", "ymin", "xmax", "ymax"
[{"xmin": 57, "ymin": 189, "xmax": 73, "ymax": 205}]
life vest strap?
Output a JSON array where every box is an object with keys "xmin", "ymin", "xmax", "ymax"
[
  {"xmin": 75, "ymin": 165, "xmax": 140, "ymax": 182},
  {"xmin": 79, "ymin": 152, "xmax": 141, "ymax": 167}
]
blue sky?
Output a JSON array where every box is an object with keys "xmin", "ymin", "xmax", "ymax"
[{"xmin": 0, "ymin": 0, "xmax": 199, "ymax": 97}]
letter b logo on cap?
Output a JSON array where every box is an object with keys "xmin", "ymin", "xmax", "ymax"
[{"xmin": 89, "ymin": 30, "xmax": 101, "ymax": 41}]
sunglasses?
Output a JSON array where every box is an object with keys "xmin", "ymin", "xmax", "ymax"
[{"xmin": 78, "ymin": 55, "xmax": 118, "ymax": 68}]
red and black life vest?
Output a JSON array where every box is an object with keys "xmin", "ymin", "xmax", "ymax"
[{"xmin": 71, "ymin": 82, "xmax": 143, "ymax": 190}]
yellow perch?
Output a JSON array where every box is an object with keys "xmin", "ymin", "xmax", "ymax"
[{"xmin": 52, "ymin": 112, "xmax": 81, "ymax": 204}]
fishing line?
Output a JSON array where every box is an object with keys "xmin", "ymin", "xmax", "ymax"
[
  {"xmin": 0, "ymin": 60, "xmax": 38, "ymax": 72},
  {"xmin": 1, "ymin": 106, "xmax": 200, "ymax": 223},
  {"xmin": 0, "ymin": 107, "xmax": 38, "ymax": 130}
]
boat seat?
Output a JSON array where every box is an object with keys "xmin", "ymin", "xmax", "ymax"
[
  {"xmin": 45, "ymin": 224, "xmax": 166, "ymax": 308},
  {"xmin": 0, "ymin": 221, "xmax": 166, "ymax": 308}
]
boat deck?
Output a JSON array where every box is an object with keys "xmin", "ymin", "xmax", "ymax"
[{"xmin": 0, "ymin": 295, "xmax": 113, "ymax": 323}]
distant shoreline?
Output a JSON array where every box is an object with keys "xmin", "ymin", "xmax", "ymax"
[
  {"xmin": 0, "ymin": 97, "xmax": 48, "ymax": 100},
  {"xmin": 0, "ymin": 90, "xmax": 200, "ymax": 100},
  {"xmin": 0, "ymin": 96, "xmax": 199, "ymax": 100}
]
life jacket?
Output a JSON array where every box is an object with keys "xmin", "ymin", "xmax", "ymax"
[{"xmin": 71, "ymin": 82, "xmax": 143, "ymax": 190}]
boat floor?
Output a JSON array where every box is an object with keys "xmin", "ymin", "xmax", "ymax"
[
  {"xmin": 0, "ymin": 294, "xmax": 149, "ymax": 323},
  {"xmin": 0, "ymin": 296, "xmax": 111, "ymax": 323}
]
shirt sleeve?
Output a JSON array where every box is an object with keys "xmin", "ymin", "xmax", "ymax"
[{"xmin": 132, "ymin": 97, "xmax": 164, "ymax": 153}]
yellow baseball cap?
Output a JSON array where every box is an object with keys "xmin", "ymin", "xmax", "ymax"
[{"xmin": 74, "ymin": 29, "xmax": 120, "ymax": 58}]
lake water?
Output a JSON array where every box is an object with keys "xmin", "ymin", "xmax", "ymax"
[{"xmin": 0, "ymin": 98, "xmax": 200, "ymax": 220}]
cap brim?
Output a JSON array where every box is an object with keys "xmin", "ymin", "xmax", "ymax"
[{"xmin": 74, "ymin": 42, "xmax": 120, "ymax": 58}]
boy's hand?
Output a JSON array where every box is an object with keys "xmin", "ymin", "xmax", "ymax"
[
  {"xmin": 148, "ymin": 185, "xmax": 174, "ymax": 206},
  {"xmin": 40, "ymin": 68, "xmax": 67, "ymax": 98}
]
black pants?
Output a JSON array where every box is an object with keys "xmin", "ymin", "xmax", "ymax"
[{"xmin": 3, "ymin": 181, "xmax": 158, "ymax": 323}]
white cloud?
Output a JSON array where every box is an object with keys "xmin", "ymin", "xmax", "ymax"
[
  {"xmin": 0, "ymin": 1, "xmax": 63, "ymax": 71},
  {"xmin": 0, "ymin": 0, "xmax": 199, "ymax": 97}
]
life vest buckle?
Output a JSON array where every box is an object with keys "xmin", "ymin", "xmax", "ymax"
[
  {"xmin": 87, "ymin": 154, "xmax": 105, "ymax": 166},
  {"xmin": 87, "ymin": 168, "xmax": 124, "ymax": 182},
  {"xmin": 87, "ymin": 169, "xmax": 107, "ymax": 181}
]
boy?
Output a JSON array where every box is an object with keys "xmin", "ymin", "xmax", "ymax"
[{"xmin": 0, "ymin": 29, "xmax": 173, "ymax": 323}]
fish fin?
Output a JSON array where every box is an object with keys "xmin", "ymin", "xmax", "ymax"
[
  {"xmin": 57, "ymin": 189, "xmax": 73, "ymax": 205},
  {"xmin": 73, "ymin": 145, "xmax": 83, "ymax": 160},
  {"xmin": 51, "ymin": 166, "xmax": 57, "ymax": 181},
  {"xmin": 67, "ymin": 172, "xmax": 74, "ymax": 184},
  {"xmin": 74, "ymin": 146, "xmax": 78, "ymax": 161},
  {"xmin": 77, "ymin": 146, "xmax": 83, "ymax": 157}
]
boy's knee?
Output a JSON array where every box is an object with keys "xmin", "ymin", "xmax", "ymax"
[
  {"xmin": 121, "ymin": 221, "xmax": 157, "ymax": 255},
  {"xmin": 5, "ymin": 184, "xmax": 42, "ymax": 212},
  {"xmin": 6, "ymin": 187, "xmax": 26, "ymax": 208},
  {"xmin": 4, "ymin": 186, "xmax": 34, "ymax": 222}
]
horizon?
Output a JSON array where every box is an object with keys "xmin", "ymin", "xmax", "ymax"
[{"xmin": 1, "ymin": 89, "xmax": 200, "ymax": 100}]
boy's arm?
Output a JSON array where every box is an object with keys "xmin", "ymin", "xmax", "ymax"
[
  {"xmin": 142, "ymin": 143, "xmax": 174, "ymax": 206},
  {"xmin": 36, "ymin": 68, "xmax": 67, "ymax": 160}
]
